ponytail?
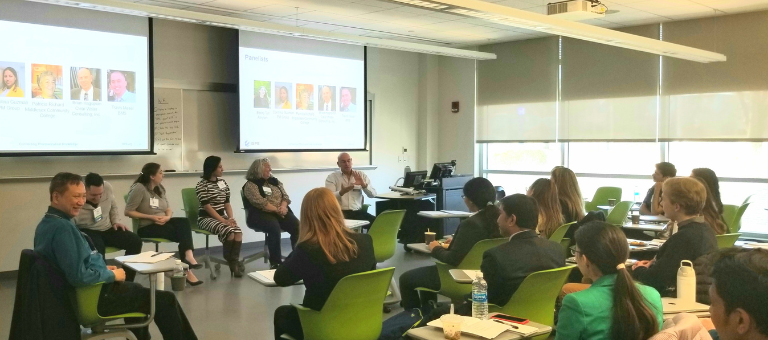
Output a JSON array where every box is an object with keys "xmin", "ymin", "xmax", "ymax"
[
  {"xmin": 461, "ymin": 177, "xmax": 501, "ymax": 238},
  {"xmin": 480, "ymin": 203, "xmax": 502, "ymax": 238},
  {"xmin": 134, "ymin": 162, "xmax": 164, "ymax": 197}
]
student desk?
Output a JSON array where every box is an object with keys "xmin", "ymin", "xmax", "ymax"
[
  {"xmin": 344, "ymin": 219, "xmax": 370, "ymax": 232},
  {"xmin": 114, "ymin": 255, "xmax": 188, "ymax": 326},
  {"xmin": 375, "ymin": 191, "xmax": 437, "ymax": 250},
  {"xmin": 406, "ymin": 318, "xmax": 551, "ymax": 340}
]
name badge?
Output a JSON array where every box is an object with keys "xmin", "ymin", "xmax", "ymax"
[
  {"xmin": 263, "ymin": 187, "xmax": 273, "ymax": 196},
  {"xmin": 149, "ymin": 197, "xmax": 160, "ymax": 209},
  {"xmin": 353, "ymin": 185, "xmax": 362, "ymax": 190},
  {"xmin": 217, "ymin": 181, "xmax": 227, "ymax": 189},
  {"xmin": 93, "ymin": 206, "xmax": 103, "ymax": 222}
]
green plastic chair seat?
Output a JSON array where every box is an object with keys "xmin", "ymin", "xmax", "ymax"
[
  {"xmin": 489, "ymin": 266, "xmax": 575, "ymax": 328},
  {"xmin": 585, "ymin": 187, "xmax": 622, "ymax": 212},
  {"xmin": 549, "ymin": 222, "xmax": 577, "ymax": 245},
  {"xmin": 368, "ymin": 210, "xmax": 406, "ymax": 263},
  {"xmin": 75, "ymin": 282, "xmax": 147, "ymax": 328},
  {"xmin": 104, "ymin": 246, "xmax": 122, "ymax": 254},
  {"xmin": 716, "ymin": 233, "xmax": 741, "ymax": 249},
  {"xmin": 142, "ymin": 238, "xmax": 174, "ymax": 244},
  {"xmin": 722, "ymin": 203, "xmax": 750, "ymax": 234},
  {"xmin": 605, "ymin": 201, "xmax": 632, "ymax": 226}
]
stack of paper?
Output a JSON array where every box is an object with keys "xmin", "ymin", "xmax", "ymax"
[
  {"xmin": 122, "ymin": 251, "xmax": 174, "ymax": 263},
  {"xmin": 427, "ymin": 317, "xmax": 508, "ymax": 339}
]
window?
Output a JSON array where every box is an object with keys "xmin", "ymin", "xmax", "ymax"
[
  {"xmin": 486, "ymin": 174, "xmax": 544, "ymax": 196},
  {"xmin": 668, "ymin": 142, "xmax": 768, "ymax": 179},
  {"xmin": 485, "ymin": 143, "xmax": 561, "ymax": 171},
  {"xmin": 568, "ymin": 142, "xmax": 660, "ymax": 175},
  {"xmin": 576, "ymin": 177, "xmax": 653, "ymax": 203}
]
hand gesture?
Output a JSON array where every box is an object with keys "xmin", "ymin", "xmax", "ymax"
[
  {"xmin": 112, "ymin": 268, "xmax": 126, "ymax": 282},
  {"xmin": 352, "ymin": 171, "xmax": 366, "ymax": 188},
  {"xmin": 107, "ymin": 265, "xmax": 117, "ymax": 270}
]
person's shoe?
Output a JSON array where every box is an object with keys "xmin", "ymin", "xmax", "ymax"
[
  {"xmin": 269, "ymin": 263, "xmax": 280, "ymax": 270},
  {"xmin": 181, "ymin": 259, "xmax": 203, "ymax": 270},
  {"xmin": 228, "ymin": 260, "xmax": 243, "ymax": 278},
  {"xmin": 186, "ymin": 278, "xmax": 204, "ymax": 286}
]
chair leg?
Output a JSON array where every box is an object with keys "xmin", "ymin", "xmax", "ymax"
[
  {"xmin": 204, "ymin": 236, "xmax": 216, "ymax": 280},
  {"xmin": 384, "ymin": 277, "xmax": 402, "ymax": 306}
]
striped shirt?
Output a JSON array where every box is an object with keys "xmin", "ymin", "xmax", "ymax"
[{"xmin": 195, "ymin": 178, "xmax": 230, "ymax": 218}]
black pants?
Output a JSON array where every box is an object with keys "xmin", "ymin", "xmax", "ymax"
[
  {"xmin": 137, "ymin": 217, "xmax": 195, "ymax": 258},
  {"xmin": 247, "ymin": 209, "xmax": 299, "ymax": 265},
  {"xmin": 97, "ymin": 281, "xmax": 197, "ymax": 340},
  {"xmin": 342, "ymin": 209, "xmax": 376, "ymax": 231},
  {"xmin": 274, "ymin": 305, "xmax": 303, "ymax": 340},
  {"xmin": 399, "ymin": 265, "xmax": 440, "ymax": 309},
  {"xmin": 81, "ymin": 228, "xmax": 143, "ymax": 282}
]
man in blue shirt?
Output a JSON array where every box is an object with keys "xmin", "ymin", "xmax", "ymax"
[{"xmin": 34, "ymin": 172, "xmax": 197, "ymax": 340}]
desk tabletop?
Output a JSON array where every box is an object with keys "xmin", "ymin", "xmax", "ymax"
[
  {"xmin": 622, "ymin": 222, "xmax": 666, "ymax": 232},
  {"xmin": 406, "ymin": 319, "xmax": 551, "ymax": 340},
  {"xmin": 344, "ymin": 219, "xmax": 370, "ymax": 231},
  {"xmin": 640, "ymin": 215, "xmax": 670, "ymax": 223},
  {"xmin": 375, "ymin": 191, "xmax": 436, "ymax": 200},
  {"xmin": 662, "ymin": 297, "xmax": 710, "ymax": 314},
  {"xmin": 407, "ymin": 243, "xmax": 432, "ymax": 254},
  {"xmin": 115, "ymin": 255, "xmax": 187, "ymax": 274},
  {"xmin": 418, "ymin": 210, "xmax": 473, "ymax": 219}
]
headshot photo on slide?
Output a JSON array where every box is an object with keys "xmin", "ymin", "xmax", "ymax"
[
  {"xmin": 31, "ymin": 64, "xmax": 63, "ymax": 100},
  {"xmin": 107, "ymin": 70, "xmax": 136, "ymax": 103},
  {"xmin": 0, "ymin": 62, "xmax": 25, "ymax": 98},
  {"xmin": 296, "ymin": 83, "xmax": 314, "ymax": 110},
  {"xmin": 274, "ymin": 82, "xmax": 292, "ymax": 110},
  {"xmin": 318, "ymin": 85, "xmax": 336, "ymax": 112},
  {"xmin": 254, "ymin": 80, "xmax": 271, "ymax": 108},
  {"xmin": 70, "ymin": 67, "xmax": 101, "ymax": 101},
  {"xmin": 339, "ymin": 87, "xmax": 357, "ymax": 113}
]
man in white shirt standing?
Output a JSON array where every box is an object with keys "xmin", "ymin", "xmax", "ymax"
[
  {"xmin": 325, "ymin": 152, "xmax": 377, "ymax": 228},
  {"xmin": 70, "ymin": 68, "xmax": 101, "ymax": 101}
]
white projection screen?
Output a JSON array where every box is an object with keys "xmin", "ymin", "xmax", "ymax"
[
  {"xmin": 0, "ymin": 0, "xmax": 151, "ymax": 156},
  {"xmin": 238, "ymin": 31, "xmax": 366, "ymax": 152}
]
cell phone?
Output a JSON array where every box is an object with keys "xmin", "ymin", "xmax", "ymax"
[{"xmin": 490, "ymin": 314, "xmax": 529, "ymax": 325}]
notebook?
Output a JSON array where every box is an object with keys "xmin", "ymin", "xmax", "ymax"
[
  {"xmin": 122, "ymin": 251, "xmax": 174, "ymax": 263},
  {"xmin": 248, "ymin": 269, "xmax": 303, "ymax": 287},
  {"xmin": 427, "ymin": 316, "xmax": 540, "ymax": 338}
]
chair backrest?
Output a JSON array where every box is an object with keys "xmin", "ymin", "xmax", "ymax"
[
  {"xmin": 74, "ymin": 283, "xmax": 105, "ymax": 327},
  {"xmin": 605, "ymin": 201, "xmax": 632, "ymax": 226},
  {"xmin": 716, "ymin": 233, "xmax": 741, "ymax": 249},
  {"xmin": 456, "ymin": 238, "xmax": 508, "ymax": 269},
  {"xmin": 498, "ymin": 266, "xmax": 575, "ymax": 327},
  {"xmin": 548, "ymin": 222, "xmax": 577, "ymax": 244},
  {"xmin": 494, "ymin": 186, "xmax": 506, "ymax": 201},
  {"xmin": 368, "ymin": 210, "xmax": 405, "ymax": 263},
  {"xmin": 586, "ymin": 186, "xmax": 622, "ymax": 211},
  {"xmin": 123, "ymin": 193, "xmax": 139, "ymax": 232},
  {"xmin": 181, "ymin": 188, "xmax": 200, "ymax": 230},
  {"xmin": 722, "ymin": 204, "xmax": 738, "ymax": 232},
  {"xmin": 299, "ymin": 267, "xmax": 395, "ymax": 340}
]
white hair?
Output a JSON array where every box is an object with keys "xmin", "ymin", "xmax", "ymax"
[{"xmin": 246, "ymin": 158, "xmax": 270, "ymax": 181}]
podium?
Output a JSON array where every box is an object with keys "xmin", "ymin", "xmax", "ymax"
[{"xmin": 425, "ymin": 175, "xmax": 472, "ymax": 236}]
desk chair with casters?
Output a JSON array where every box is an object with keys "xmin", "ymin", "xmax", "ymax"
[
  {"xmin": 239, "ymin": 189, "xmax": 273, "ymax": 267},
  {"xmin": 490, "ymin": 266, "xmax": 575, "ymax": 340},
  {"xmin": 368, "ymin": 209, "xmax": 406, "ymax": 312},
  {"xmin": 123, "ymin": 194, "xmax": 175, "ymax": 253},
  {"xmin": 75, "ymin": 282, "xmax": 147, "ymax": 340},
  {"xmin": 585, "ymin": 187, "xmax": 622, "ymax": 212},
  {"xmin": 605, "ymin": 201, "xmax": 633, "ymax": 226},
  {"xmin": 280, "ymin": 267, "xmax": 395, "ymax": 340},
  {"xmin": 180, "ymin": 188, "xmax": 229, "ymax": 280},
  {"xmin": 416, "ymin": 238, "xmax": 508, "ymax": 304},
  {"xmin": 716, "ymin": 233, "xmax": 741, "ymax": 249}
]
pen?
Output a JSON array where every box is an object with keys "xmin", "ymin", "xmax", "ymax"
[
  {"xmin": 150, "ymin": 252, "xmax": 171, "ymax": 257},
  {"xmin": 492, "ymin": 319, "xmax": 519, "ymax": 329}
]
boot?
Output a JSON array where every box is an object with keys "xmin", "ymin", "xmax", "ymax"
[
  {"xmin": 222, "ymin": 240, "xmax": 239, "ymax": 277},
  {"xmin": 231, "ymin": 241, "xmax": 243, "ymax": 278}
]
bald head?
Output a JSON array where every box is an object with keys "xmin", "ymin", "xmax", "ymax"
[
  {"xmin": 337, "ymin": 153, "xmax": 352, "ymax": 174},
  {"xmin": 77, "ymin": 68, "xmax": 93, "ymax": 91}
]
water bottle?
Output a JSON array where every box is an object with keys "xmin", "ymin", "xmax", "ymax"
[
  {"xmin": 173, "ymin": 260, "xmax": 184, "ymax": 277},
  {"xmin": 634, "ymin": 186, "xmax": 640, "ymax": 204},
  {"xmin": 471, "ymin": 271, "xmax": 488, "ymax": 320},
  {"xmin": 171, "ymin": 260, "xmax": 186, "ymax": 291},
  {"xmin": 676, "ymin": 260, "xmax": 696, "ymax": 304}
]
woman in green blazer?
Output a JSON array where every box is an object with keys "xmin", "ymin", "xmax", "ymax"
[{"xmin": 556, "ymin": 221, "xmax": 663, "ymax": 340}]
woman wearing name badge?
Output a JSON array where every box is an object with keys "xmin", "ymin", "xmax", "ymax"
[
  {"xmin": 33, "ymin": 71, "xmax": 60, "ymax": 99},
  {"xmin": 528, "ymin": 178, "xmax": 565, "ymax": 239},
  {"xmin": 196, "ymin": 156, "xmax": 244, "ymax": 277},
  {"xmin": 125, "ymin": 162, "xmax": 203, "ymax": 285},
  {"xmin": 272, "ymin": 187, "xmax": 376, "ymax": 340},
  {"xmin": 1, "ymin": 67, "xmax": 24, "ymax": 97},
  {"xmin": 243, "ymin": 158, "xmax": 299, "ymax": 269},
  {"xmin": 556, "ymin": 221, "xmax": 663, "ymax": 340},
  {"xmin": 254, "ymin": 85, "xmax": 270, "ymax": 108}
]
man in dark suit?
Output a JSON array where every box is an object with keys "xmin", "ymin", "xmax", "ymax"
[
  {"xmin": 318, "ymin": 85, "xmax": 335, "ymax": 111},
  {"xmin": 481, "ymin": 194, "xmax": 566, "ymax": 306},
  {"xmin": 70, "ymin": 68, "xmax": 101, "ymax": 101}
]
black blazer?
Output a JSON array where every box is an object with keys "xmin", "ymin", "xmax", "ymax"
[
  {"xmin": 274, "ymin": 232, "xmax": 376, "ymax": 311},
  {"xmin": 431, "ymin": 209, "xmax": 499, "ymax": 267},
  {"xmin": 480, "ymin": 230, "xmax": 566, "ymax": 306},
  {"xmin": 633, "ymin": 219, "xmax": 717, "ymax": 294}
]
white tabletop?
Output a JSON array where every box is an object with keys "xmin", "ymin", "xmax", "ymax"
[
  {"xmin": 627, "ymin": 239, "xmax": 661, "ymax": 252},
  {"xmin": 407, "ymin": 243, "xmax": 433, "ymax": 254},
  {"xmin": 449, "ymin": 269, "xmax": 476, "ymax": 284},
  {"xmin": 662, "ymin": 297, "xmax": 710, "ymax": 314},
  {"xmin": 375, "ymin": 191, "xmax": 436, "ymax": 200},
  {"xmin": 622, "ymin": 222, "xmax": 666, "ymax": 232},
  {"xmin": 344, "ymin": 219, "xmax": 370, "ymax": 231},
  {"xmin": 115, "ymin": 254, "xmax": 187, "ymax": 274},
  {"xmin": 418, "ymin": 210, "xmax": 473, "ymax": 219},
  {"xmin": 406, "ymin": 318, "xmax": 551, "ymax": 340},
  {"xmin": 640, "ymin": 215, "xmax": 670, "ymax": 223}
]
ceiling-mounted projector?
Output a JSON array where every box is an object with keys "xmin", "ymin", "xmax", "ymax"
[{"xmin": 547, "ymin": 0, "xmax": 606, "ymax": 21}]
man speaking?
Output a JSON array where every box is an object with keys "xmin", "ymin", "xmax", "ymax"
[
  {"xmin": 325, "ymin": 153, "xmax": 377, "ymax": 227},
  {"xmin": 71, "ymin": 68, "xmax": 101, "ymax": 101}
]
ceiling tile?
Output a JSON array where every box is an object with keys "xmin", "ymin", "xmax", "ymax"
[
  {"xmin": 246, "ymin": 4, "xmax": 314, "ymax": 17},
  {"xmin": 228, "ymin": 12, "xmax": 274, "ymax": 21},
  {"xmin": 316, "ymin": 2, "xmax": 389, "ymax": 16},
  {"xmin": 184, "ymin": 6, "xmax": 233, "ymax": 16},
  {"xmin": 137, "ymin": 0, "xmax": 189, "ymax": 9},
  {"xmin": 296, "ymin": 22, "xmax": 340, "ymax": 31},
  {"xmin": 354, "ymin": 8, "xmax": 420, "ymax": 22},
  {"xmin": 418, "ymin": 20, "xmax": 479, "ymax": 31},
  {"xmin": 494, "ymin": 0, "xmax": 541, "ymax": 9},
  {"xmin": 198, "ymin": 0, "xmax": 265, "ymax": 11},
  {"xmin": 166, "ymin": 0, "xmax": 213, "ymax": 4},
  {"xmin": 388, "ymin": 15, "xmax": 454, "ymax": 26},
  {"xmin": 352, "ymin": 0, "xmax": 403, "ymax": 9}
]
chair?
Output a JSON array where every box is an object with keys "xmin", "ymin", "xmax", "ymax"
[
  {"xmin": 123, "ymin": 194, "xmax": 175, "ymax": 252},
  {"xmin": 368, "ymin": 209, "xmax": 406, "ymax": 308},
  {"xmin": 416, "ymin": 238, "xmax": 508, "ymax": 304},
  {"xmin": 605, "ymin": 201, "xmax": 632, "ymax": 226},
  {"xmin": 490, "ymin": 266, "xmax": 575, "ymax": 338},
  {"xmin": 716, "ymin": 233, "xmax": 741, "ymax": 249},
  {"xmin": 549, "ymin": 222, "xmax": 577, "ymax": 245},
  {"xmin": 282, "ymin": 268, "xmax": 395, "ymax": 340},
  {"xmin": 239, "ymin": 189, "xmax": 272, "ymax": 265},
  {"xmin": 723, "ymin": 203, "xmax": 750, "ymax": 234},
  {"xmin": 75, "ymin": 282, "xmax": 147, "ymax": 340},
  {"xmin": 180, "ymin": 188, "xmax": 229, "ymax": 280},
  {"xmin": 494, "ymin": 186, "xmax": 506, "ymax": 201},
  {"xmin": 585, "ymin": 187, "xmax": 622, "ymax": 212},
  {"xmin": 559, "ymin": 238, "xmax": 571, "ymax": 258}
]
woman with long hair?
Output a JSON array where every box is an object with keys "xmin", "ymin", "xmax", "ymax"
[
  {"xmin": 692, "ymin": 176, "xmax": 728, "ymax": 235},
  {"xmin": 399, "ymin": 177, "xmax": 502, "ymax": 309},
  {"xmin": 125, "ymin": 162, "xmax": 203, "ymax": 285},
  {"xmin": 551, "ymin": 166, "xmax": 585, "ymax": 223},
  {"xmin": 691, "ymin": 168, "xmax": 723, "ymax": 214},
  {"xmin": 273, "ymin": 187, "xmax": 375, "ymax": 340},
  {"xmin": 556, "ymin": 221, "xmax": 662, "ymax": 340},
  {"xmin": 1, "ymin": 67, "xmax": 24, "ymax": 97},
  {"xmin": 277, "ymin": 86, "xmax": 291, "ymax": 109},
  {"xmin": 528, "ymin": 178, "xmax": 564, "ymax": 239},
  {"xmin": 195, "ymin": 156, "xmax": 244, "ymax": 277}
]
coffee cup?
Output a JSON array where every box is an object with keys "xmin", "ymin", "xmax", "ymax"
[
  {"xmin": 608, "ymin": 199, "xmax": 617, "ymax": 207},
  {"xmin": 631, "ymin": 213, "xmax": 640, "ymax": 224},
  {"xmin": 425, "ymin": 231, "xmax": 436, "ymax": 245},
  {"xmin": 440, "ymin": 314, "xmax": 464, "ymax": 340},
  {"xmin": 171, "ymin": 275, "xmax": 186, "ymax": 292}
]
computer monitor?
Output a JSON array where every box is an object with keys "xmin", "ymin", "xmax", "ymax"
[
  {"xmin": 402, "ymin": 171, "xmax": 428, "ymax": 188},
  {"xmin": 429, "ymin": 161, "xmax": 456, "ymax": 180}
]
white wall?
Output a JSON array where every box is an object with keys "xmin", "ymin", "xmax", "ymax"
[{"xmin": 437, "ymin": 56, "xmax": 477, "ymax": 175}]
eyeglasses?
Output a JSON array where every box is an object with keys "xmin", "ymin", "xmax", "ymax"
[{"xmin": 569, "ymin": 246, "xmax": 580, "ymax": 256}]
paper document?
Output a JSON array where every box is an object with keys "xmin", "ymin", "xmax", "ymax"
[
  {"xmin": 441, "ymin": 210, "xmax": 470, "ymax": 215},
  {"xmin": 254, "ymin": 269, "xmax": 276, "ymax": 282},
  {"xmin": 463, "ymin": 270, "xmax": 481, "ymax": 280},
  {"xmin": 419, "ymin": 211, "xmax": 448, "ymax": 216},
  {"xmin": 428, "ymin": 316, "xmax": 537, "ymax": 338},
  {"xmin": 746, "ymin": 242, "xmax": 768, "ymax": 249},
  {"xmin": 122, "ymin": 251, "xmax": 174, "ymax": 263}
]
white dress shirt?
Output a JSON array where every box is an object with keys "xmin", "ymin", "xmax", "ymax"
[
  {"xmin": 325, "ymin": 170, "xmax": 377, "ymax": 211},
  {"xmin": 80, "ymin": 86, "xmax": 94, "ymax": 101},
  {"xmin": 323, "ymin": 102, "xmax": 331, "ymax": 111}
]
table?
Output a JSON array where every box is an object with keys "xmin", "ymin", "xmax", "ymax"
[
  {"xmin": 344, "ymin": 219, "xmax": 370, "ymax": 231},
  {"xmin": 376, "ymin": 191, "xmax": 437, "ymax": 248},
  {"xmin": 406, "ymin": 243, "xmax": 432, "ymax": 254},
  {"xmin": 622, "ymin": 222, "xmax": 666, "ymax": 233},
  {"xmin": 418, "ymin": 211, "xmax": 473, "ymax": 219},
  {"xmin": 406, "ymin": 318, "xmax": 551, "ymax": 340},
  {"xmin": 661, "ymin": 297, "xmax": 710, "ymax": 315},
  {"xmin": 627, "ymin": 239, "xmax": 661, "ymax": 252},
  {"xmin": 640, "ymin": 215, "xmax": 670, "ymax": 223},
  {"xmin": 376, "ymin": 191, "xmax": 436, "ymax": 200}
]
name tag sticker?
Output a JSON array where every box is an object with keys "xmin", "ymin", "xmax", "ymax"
[
  {"xmin": 93, "ymin": 207, "xmax": 103, "ymax": 222},
  {"xmin": 217, "ymin": 181, "xmax": 227, "ymax": 189},
  {"xmin": 150, "ymin": 197, "xmax": 160, "ymax": 209},
  {"xmin": 263, "ymin": 187, "xmax": 273, "ymax": 195}
]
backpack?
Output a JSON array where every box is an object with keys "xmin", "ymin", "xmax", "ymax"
[{"xmin": 378, "ymin": 308, "xmax": 427, "ymax": 340}]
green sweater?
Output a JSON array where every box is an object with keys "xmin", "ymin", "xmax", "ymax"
[
  {"xmin": 556, "ymin": 274, "xmax": 663, "ymax": 340},
  {"xmin": 34, "ymin": 206, "xmax": 115, "ymax": 287}
]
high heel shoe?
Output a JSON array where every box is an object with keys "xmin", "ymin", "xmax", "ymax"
[
  {"xmin": 228, "ymin": 260, "xmax": 243, "ymax": 278},
  {"xmin": 186, "ymin": 278, "xmax": 204, "ymax": 286},
  {"xmin": 181, "ymin": 258, "xmax": 203, "ymax": 270}
]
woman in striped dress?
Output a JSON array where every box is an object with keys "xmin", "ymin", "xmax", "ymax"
[{"xmin": 196, "ymin": 156, "xmax": 244, "ymax": 277}]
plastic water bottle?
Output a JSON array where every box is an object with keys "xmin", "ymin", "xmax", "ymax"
[
  {"xmin": 634, "ymin": 186, "xmax": 640, "ymax": 204},
  {"xmin": 472, "ymin": 271, "xmax": 488, "ymax": 320},
  {"xmin": 173, "ymin": 260, "xmax": 184, "ymax": 278},
  {"xmin": 677, "ymin": 260, "xmax": 696, "ymax": 304}
]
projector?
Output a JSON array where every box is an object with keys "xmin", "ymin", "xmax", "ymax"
[{"xmin": 547, "ymin": 0, "xmax": 606, "ymax": 21}]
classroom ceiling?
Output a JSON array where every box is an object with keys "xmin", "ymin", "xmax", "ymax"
[{"xmin": 123, "ymin": 0, "xmax": 768, "ymax": 46}]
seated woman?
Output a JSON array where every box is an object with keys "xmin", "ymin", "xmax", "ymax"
[
  {"xmin": 195, "ymin": 156, "xmax": 244, "ymax": 277},
  {"xmin": 125, "ymin": 162, "xmax": 202, "ymax": 285},
  {"xmin": 398, "ymin": 177, "xmax": 500, "ymax": 309},
  {"xmin": 243, "ymin": 158, "xmax": 299, "ymax": 268},
  {"xmin": 272, "ymin": 187, "xmax": 376, "ymax": 340},
  {"xmin": 557, "ymin": 221, "xmax": 663, "ymax": 340},
  {"xmin": 551, "ymin": 166, "xmax": 585, "ymax": 224},
  {"xmin": 528, "ymin": 178, "xmax": 564, "ymax": 239},
  {"xmin": 691, "ymin": 168, "xmax": 728, "ymax": 235},
  {"xmin": 640, "ymin": 162, "xmax": 676, "ymax": 216}
]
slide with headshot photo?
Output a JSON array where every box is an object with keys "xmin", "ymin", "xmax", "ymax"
[
  {"xmin": 107, "ymin": 70, "xmax": 136, "ymax": 103},
  {"xmin": 274, "ymin": 82, "xmax": 292, "ymax": 110},
  {"xmin": 32, "ymin": 64, "xmax": 63, "ymax": 100},
  {"xmin": 296, "ymin": 83, "xmax": 314, "ymax": 110},
  {"xmin": 339, "ymin": 87, "xmax": 357, "ymax": 112},
  {"xmin": 70, "ymin": 67, "xmax": 102, "ymax": 101},
  {"xmin": 0, "ymin": 62, "xmax": 25, "ymax": 98},
  {"xmin": 317, "ymin": 85, "xmax": 336, "ymax": 112},
  {"xmin": 254, "ymin": 80, "xmax": 271, "ymax": 108}
]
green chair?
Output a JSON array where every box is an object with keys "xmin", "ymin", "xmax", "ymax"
[
  {"xmin": 490, "ymin": 266, "xmax": 575, "ymax": 339},
  {"xmin": 283, "ymin": 268, "xmax": 395, "ymax": 340},
  {"xmin": 723, "ymin": 203, "xmax": 750, "ymax": 234},
  {"xmin": 549, "ymin": 222, "xmax": 577, "ymax": 245},
  {"xmin": 123, "ymin": 193, "xmax": 174, "ymax": 252},
  {"xmin": 716, "ymin": 233, "xmax": 741, "ymax": 249},
  {"xmin": 181, "ymin": 188, "xmax": 230, "ymax": 280},
  {"xmin": 416, "ymin": 238, "xmax": 508, "ymax": 304},
  {"xmin": 605, "ymin": 201, "xmax": 632, "ymax": 226},
  {"xmin": 585, "ymin": 187, "xmax": 622, "ymax": 212},
  {"xmin": 559, "ymin": 238, "xmax": 571, "ymax": 258},
  {"xmin": 75, "ymin": 282, "xmax": 147, "ymax": 340},
  {"xmin": 368, "ymin": 210, "xmax": 406, "ymax": 308},
  {"xmin": 104, "ymin": 247, "xmax": 123, "ymax": 256}
]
